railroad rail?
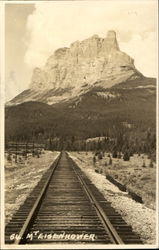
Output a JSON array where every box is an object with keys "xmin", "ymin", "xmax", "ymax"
[{"xmin": 5, "ymin": 151, "xmax": 142, "ymax": 244}]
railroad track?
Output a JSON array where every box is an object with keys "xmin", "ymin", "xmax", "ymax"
[{"xmin": 5, "ymin": 151, "xmax": 142, "ymax": 244}]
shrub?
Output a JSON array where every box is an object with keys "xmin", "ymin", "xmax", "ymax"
[
  {"xmin": 19, "ymin": 156, "xmax": 22, "ymax": 162},
  {"xmin": 93, "ymin": 156, "xmax": 96, "ymax": 164},
  {"xmin": 112, "ymin": 150, "xmax": 118, "ymax": 158},
  {"xmin": 35, "ymin": 150, "xmax": 40, "ymax": 158},
  {"xmin": 22, "ymin": 151, "xmax": 27, "ymax": 157},
  {"xmin": 129, "ymin": 151, "xmax": 133, "ymax": 157},
  {"xmin": 7, "ymin": 153, "xmax": 12, "ymax": 161},
  {"xmin": 118, "ymin": 152, "xmax": 122, "ymax": 159},
  {"xmin": 142, "ymin": 161, "xmax": 146, "ymax": 167},
  {"xmin": 98, "ymin": 152, "xmax": 103, "ymax": 160},
  {"xmin": 109, "ymin": 157, "xmax": 112, "ymax": 165},
  {"xmin": 123, "ymin": 151, "xmax": 130, "ymax": 161},
  {"xmin": 147, "ymin": 154, "xmax": 151, "ymax": 159},
  {"xmin": 95, "ymin": 151, "xmax": 99, "ymax": 156},
  {"xmin": 100, "ymin": 169, "xmax": 103, "ymax": 174},
  {"xmin": 149, "ymin": 161, "xmax": 153, "ymax": 168}
]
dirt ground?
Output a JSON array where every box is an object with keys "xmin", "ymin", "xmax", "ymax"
[{"xmin": 5, "ymin": 151, "xmax": 59, "ymax": 224}]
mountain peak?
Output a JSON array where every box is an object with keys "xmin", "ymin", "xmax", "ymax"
[
  {"xmin": 106, "ymin": 30, "xmax": 117, "ymax": 40},
  {"xmin": 30, "ymin": 30, "xmax": 141, "ymax": 92},
  {"xmin": 8, "ymin": 31, "xmax": 144, "ymax": 106},
  {"xmin": 105, "ymin": 30, "xmax": 119, "ymax": 50}
]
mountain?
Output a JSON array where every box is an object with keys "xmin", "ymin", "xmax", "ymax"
[
  {"xmin": 7, "ymin": 30, "xmax": 143, "ymax": 106},
  {"xmin": 5, "ymin": 30, "xmax": 156, "ymax": 156},
  {"xmin": 5, "ymin": 77, "xmax": 156, "ymax": 141}
]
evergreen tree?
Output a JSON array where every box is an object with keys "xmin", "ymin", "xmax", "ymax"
[{"xmin": 123, "ymin": 151, "xmax": 130, "ymax": 161}]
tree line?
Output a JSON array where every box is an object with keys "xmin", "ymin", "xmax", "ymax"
[{"xmin": 45, "ymin": 128, "xmax": 156, "ymax": 161}]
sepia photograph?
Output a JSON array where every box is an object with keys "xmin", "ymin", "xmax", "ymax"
[{"xmin": 0, "ymin": 0, "xmax": 158, "ymax": 249}]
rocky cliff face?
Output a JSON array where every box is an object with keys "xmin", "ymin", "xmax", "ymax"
[
  {"xmin": 30, "ymin": 30, "xmax": 142, "ymax": 91},
  {"xmin": 8, "ymin": 30, "xmax": 144, "ymax": 106}
]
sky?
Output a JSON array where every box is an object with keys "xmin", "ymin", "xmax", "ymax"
[{"xmin": 5, "ymin": 0, "xmax": 158, "ymax": 101}]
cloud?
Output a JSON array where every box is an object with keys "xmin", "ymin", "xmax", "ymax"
[
  {"xmin": 24, "ymin": 0, "xmax": 157, "ymax": 77},
  {"xmin": 5, "ymin": 71, "xmax": 19, "ymax": 101},
  {"xmin": 120, "ymin": 31, "xmax": 157, "ymax": 77}
]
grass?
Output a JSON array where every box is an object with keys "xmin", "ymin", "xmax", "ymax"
[
  {"xmin": 71, "ymin": 151, "xmax": 156, "ymax": 210},
  {"xmin": 103, "ymin": 154, "xmax": 156, "ymax": 209}
]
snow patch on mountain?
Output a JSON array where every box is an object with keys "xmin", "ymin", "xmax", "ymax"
[{"xmin": 96, "ymin": 91, "xmax": 120, "ymax": 99}]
